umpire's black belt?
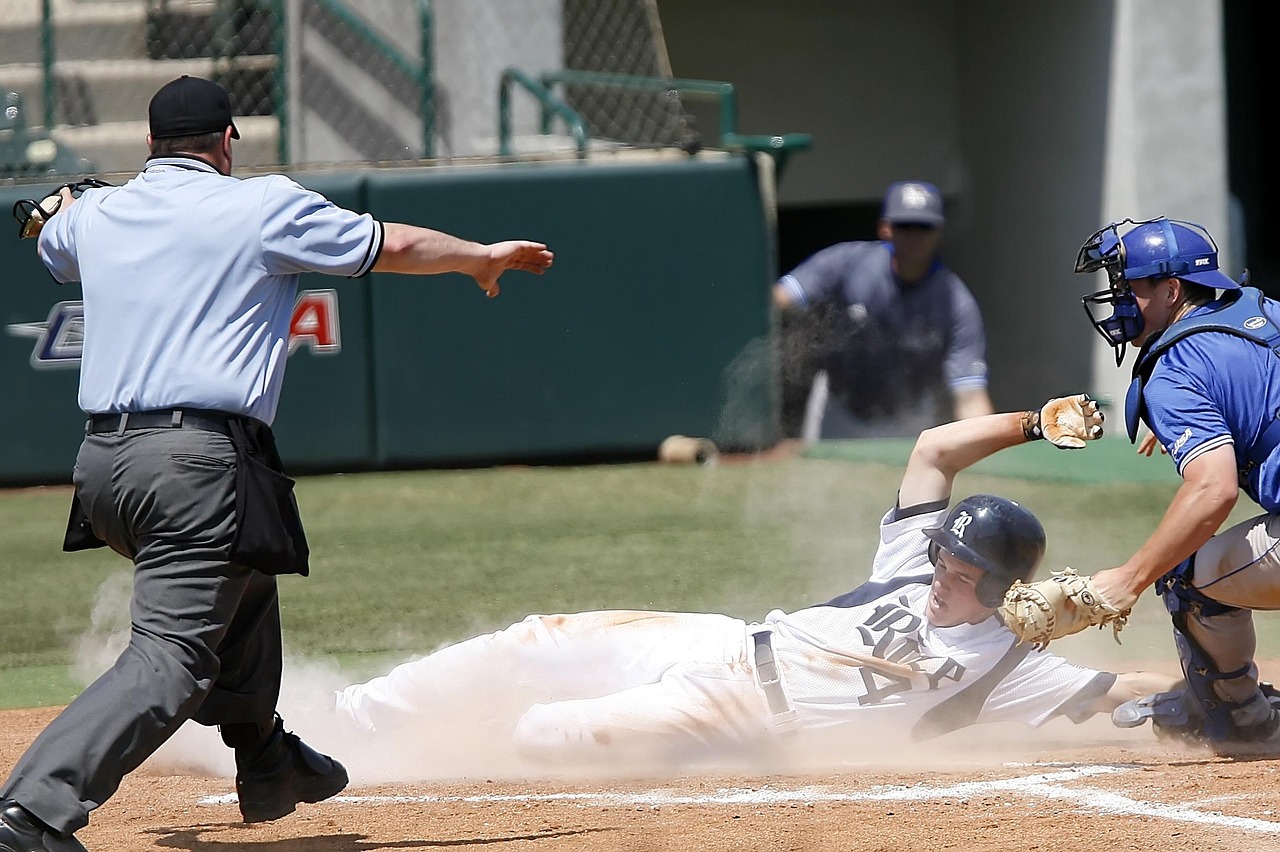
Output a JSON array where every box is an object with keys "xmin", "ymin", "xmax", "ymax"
[{"xmin": 86, "ymin": 408, "xmax": 239, "ymax": 437}]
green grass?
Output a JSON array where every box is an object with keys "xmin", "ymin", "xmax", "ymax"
[{"xmin": 0, "ymin": 454, "xmax": 1270, "ymax": 709}]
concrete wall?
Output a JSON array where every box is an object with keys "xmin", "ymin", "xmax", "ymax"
[
  {"xmin": 659, "ymin": 1, "xmax": 965, "ymax": 207},
  {"xmin": 949, "ymin": 1, "xmax": 1114, "ymax": 409},
  {"xmin": 1088, "ymin": 0, "xmax": 1231, "ymax": 409},
  {"xmin": 286, "ymin": 0, "xmax": 562, "ymax": 164},
  {"xmin": 658, "ymin": 0, "xmax": 1231, "ymax": 416}
]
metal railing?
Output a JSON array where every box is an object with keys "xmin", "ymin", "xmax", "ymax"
[
  {"xmin": 28, "ymin": 0, "xmax": 434, "ymax": 168},
  {"xmin": 515, "ymin": 69, "xmax": 812, "ymax": 174},
  {"xmin": 25, "ymin": 8, "xmax": 802, "ymax": 175},
  {"xmin": 307, "ymin": 0, "xmax": 434, "ymax": 161},
  {"xmin": 498, "ymin": 67, "xmax": 589, "ymax": 159}
]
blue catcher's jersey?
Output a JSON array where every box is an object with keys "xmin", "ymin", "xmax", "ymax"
[{"xmin": 1138, "ymin": 288, "xmax": 1280, "ymax": 510}]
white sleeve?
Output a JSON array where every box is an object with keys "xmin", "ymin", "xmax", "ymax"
[
  {"xmin": 36, "ymin": 196, "xmax": 83, "ymax": 283},
  {"xmin": 867, "ymin": 505, "xmax": 947, "ymax": 583},
  {"xmin": 257, "ymin": 175, "xmax": 384, "ymax": 277},
  {"xmin": 978, "ymin": 647, "xmax": 1110, "ymax": 727}
]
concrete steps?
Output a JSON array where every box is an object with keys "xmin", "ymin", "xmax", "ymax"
[
  {"xmin": 1, "ymin": 0, "xmax": 278, "ymax": 177},
  {"xmin": 52, "ymin": 114, "xmax": 281, "ymax": 175},
  {"xmin": 0, "ymin": 1, "xmax": 148, "ymax": 65},
  {"xmin": 0, "ymin": 55, "xmax": 276, "ymax": 130}
]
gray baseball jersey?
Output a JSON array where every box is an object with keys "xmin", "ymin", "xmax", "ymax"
[{"xmin": 779, "ymin": 241, "xmax": 989, "ymax": 431}]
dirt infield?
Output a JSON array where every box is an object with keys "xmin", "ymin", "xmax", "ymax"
[{"xmin": 6, "ymin": 705, "xmax": 1280, "ymax": 851}]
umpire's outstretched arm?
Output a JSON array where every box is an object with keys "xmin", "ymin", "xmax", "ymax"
[{"xmin": 373, "ymin": 222, "xmax": 554, "ymax": 298}]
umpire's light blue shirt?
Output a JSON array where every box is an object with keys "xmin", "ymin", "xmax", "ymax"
[{"xmin": 38, "ymin": 156, "xmax": 383, "ymax": 424}]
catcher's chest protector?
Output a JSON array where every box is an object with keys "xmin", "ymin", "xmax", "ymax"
[{"xmin": 1125, "ymin": 288, "xmax": 1280, "ymax": 468}]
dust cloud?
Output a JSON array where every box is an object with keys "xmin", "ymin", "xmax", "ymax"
[
  {"xmin": 69, "ymin": 562, "xmax": 1146, "ymax": 791},
  {"xmin": 67, "ymin": 572, "xmax": 932, "ymax": 786}
]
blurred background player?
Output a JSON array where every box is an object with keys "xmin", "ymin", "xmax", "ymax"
[
  {"xmin": 1072, "ymin": 217, "xmax": 1280, "ymax": 755},
  {"xmin": 773, "ymin": 180, "xmax": 994, "ymax": 441},
  {"xmin": 329, "ymin": 394, "xmax": 1176, "ymax": 771}
]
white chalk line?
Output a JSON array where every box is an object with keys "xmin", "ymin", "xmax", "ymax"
[{"xmin": 199, "ymin": 763, "xmax": 1280, "ymax": 835}]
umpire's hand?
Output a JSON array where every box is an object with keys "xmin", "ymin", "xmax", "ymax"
[
  {"xmin": 473, "ymin": 241, "xmax": 555, "ymax": 298},
  {"xmin": 374, "ymin": 224, "xmax": 554, "ymax": 297}
]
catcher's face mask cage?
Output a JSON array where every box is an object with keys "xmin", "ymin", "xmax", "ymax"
[
  {"xmin": 1077, "ymin": 219, "xmax": 1148, "ymax": 366},
  {"xmin": 923, "ymin": 494, "xmax": 1046, "ymax": 608},
  {"xmin": 11, "ymin": 196, "xmax": 59, "ymax": 239}
]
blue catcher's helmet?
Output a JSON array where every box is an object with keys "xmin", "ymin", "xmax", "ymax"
[
  {"xmin": 1076, "ymin": 217, "xmax": 1242, "ymax": 364},
  {"xmin": 922, "ymin": 494, "xmax": 1046, "ymax": 608}
]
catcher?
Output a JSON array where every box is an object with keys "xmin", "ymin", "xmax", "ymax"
[
  {"xmin": 1001, "ymin": 217, "xmax": 1280, "ymax": 757},
  {"xmin": 327, "ymin": 394, "xmax": 1178, "ymax": 770}
]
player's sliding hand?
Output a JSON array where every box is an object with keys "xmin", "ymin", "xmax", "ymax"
[{"xmin": 1022, "ymin": 393, "xmax": 1104, "ymax": 449}]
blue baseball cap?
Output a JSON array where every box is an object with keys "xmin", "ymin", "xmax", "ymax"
[{"xmin": 883, "ymin": 181, "xmax": 944, "ymax": 226}]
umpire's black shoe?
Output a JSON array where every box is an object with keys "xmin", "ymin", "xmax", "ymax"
[
  {"xmin": 235, "ymin": 719, "xmax": 348, "ymax": 823},
  {"xmin": 0, "ymin": 799, "xmax": 87, "ymax": 852}
]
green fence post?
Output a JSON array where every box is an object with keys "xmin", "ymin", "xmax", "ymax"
[
  {"xmin": 499, "ymin": 68, "xmax": 588, "ymax": 158},
  {"xmin": 418, "ymin": 0, "xmax": 433, "ymax": 158},
  {"xmin": 41, "ymin": 0, "xmax": 56, "ymax": 129},
  {"xmin": 273, "ymin": 0, "xmax": 289, "ymax": 164}
]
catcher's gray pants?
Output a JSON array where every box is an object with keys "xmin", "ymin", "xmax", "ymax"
[
  {"xmin": 1181, "ymin": 511, "xmax": 1280, "ymax": 724},
  {"xmin": 1, "ymin": 427, "xmax": 283, "ymax": 836}
]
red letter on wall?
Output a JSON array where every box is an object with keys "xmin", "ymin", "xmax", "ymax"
[{"xmin": 289, "ymin": 289, "xmax": 341, "ymax": 355}]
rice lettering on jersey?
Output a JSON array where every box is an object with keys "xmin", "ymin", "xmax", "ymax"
[{"xmin": 855, "ymin": 594, "xmax": 966, "ymax": 705}]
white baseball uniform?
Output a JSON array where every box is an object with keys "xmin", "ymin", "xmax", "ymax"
[{"xmin": 335, "ymin": 501, "xmax": 1111, "ymax": 764}]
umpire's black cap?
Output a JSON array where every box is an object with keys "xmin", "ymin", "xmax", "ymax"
[{"xmin": 149, "ymin": 75, "xmax": 240, "ymax": 139}]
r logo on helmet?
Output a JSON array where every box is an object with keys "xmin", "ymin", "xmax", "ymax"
[{"xmin": 950, "ymin": 511, "xmax": 973, "ymax": 539}]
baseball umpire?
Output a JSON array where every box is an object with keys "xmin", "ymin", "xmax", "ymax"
[
  {"xmin": 0, "ymin": 75, "xmax": 553, "ymax": 852},
  {"xmin": 773, "ymin": 180, "xmax": 994, "ymax": 440}
]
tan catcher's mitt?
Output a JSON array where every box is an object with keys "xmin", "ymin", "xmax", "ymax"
[{"xmin": 999, "ymin": 567, "xmax": 1131, "ymax": 650}]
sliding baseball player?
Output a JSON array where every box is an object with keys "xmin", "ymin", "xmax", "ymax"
[{"xmin": 334, "ymin": 395, "xmax": 1177, "ymax": 766}]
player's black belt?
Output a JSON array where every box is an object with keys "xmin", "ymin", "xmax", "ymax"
[
  {"xmin": 85, "ymin": 408, "xmax": 239, "ymax": 437},
  {"xmin": 751, "ymin": 628, "xmax": 796, "ymax": 719}
]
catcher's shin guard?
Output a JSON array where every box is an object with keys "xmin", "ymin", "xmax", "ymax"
[
  {"xmin": 1151, "ymin": 560, "xmax": 1279, "ymax": 749},
  {"xmin": 1112, "ymin": 684, "xmax": 1280, "ymax": 744}
]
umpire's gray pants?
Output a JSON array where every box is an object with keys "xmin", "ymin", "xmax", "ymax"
[{"xmin": 1, "ymin": 427, "xmax": 283, "ymax": 836}]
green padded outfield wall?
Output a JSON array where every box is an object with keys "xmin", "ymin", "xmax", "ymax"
[
  {"xmin": 363, "ymin": 156, "xmax": 776, "ymax": 466},
  {"xmin": 0, "ymin": 186, "xmax": 84, "ymax": 485},
  {"xmin": 0, "ymin": 154, "xmax": 777, "ymax": 485},
  {"xmin": 0, "ymin": 175, "xmax": 376, "ymax": 484}
]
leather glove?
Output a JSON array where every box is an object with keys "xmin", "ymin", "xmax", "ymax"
[{"xmin": 999, "ymin": 567, "xmax": 1131, "ymax": 650}]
